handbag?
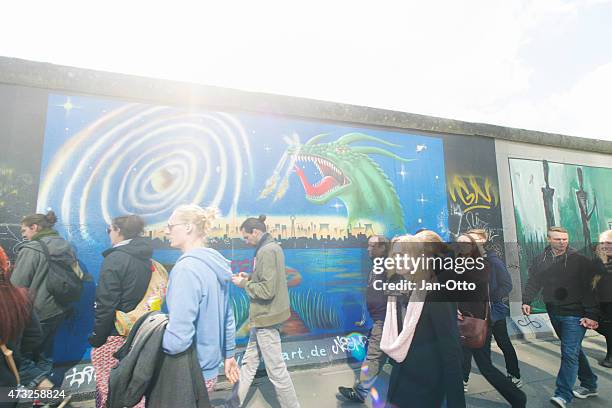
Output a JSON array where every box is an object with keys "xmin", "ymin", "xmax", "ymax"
[
  {"xmin": 458, "ymin": 288, "xmax": 490, "ymax": 349},
  {"xmin": 457, "ymin": 307, "xmax": 489, "ymax": 349},
  {"xmin": 114, "ymin": 259, "xmax": 168, "ymax": 336}
]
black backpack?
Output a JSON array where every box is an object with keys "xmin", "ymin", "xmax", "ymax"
[{"xmin": 38, "ymin": 240, "xmax": 84, "ymax": 305}]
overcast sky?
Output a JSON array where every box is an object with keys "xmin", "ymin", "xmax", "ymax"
[{"xmin": 2, "ymin": 0, "xmax": 612, "ymax": 141}]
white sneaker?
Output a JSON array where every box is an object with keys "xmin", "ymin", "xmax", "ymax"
[
  {"xmin": 507, "ymin": 374, "xmax": 523, "ymax": 388},
  {"xmin": 572, "ymin": 386, "xmax": 598, "ymax": 399},
  {"xmin": 550, "ymin": 396, "xmax": 567, "ymax": 408}
]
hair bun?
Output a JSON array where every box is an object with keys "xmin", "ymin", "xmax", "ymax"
[
  {"xmin": 258, "ymin": 215, "xmax": 267, "ymax": 222},
  {"xmin": 45, "ymin": 210, "xmax": 58, "ymax": 225}
]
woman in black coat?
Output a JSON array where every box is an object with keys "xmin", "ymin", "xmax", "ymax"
[
  {"xmin": 385, "ymin": 231, "xmax": 465, "ymax": 408},
  {"xmin": 88, "ymin": 215, "xmax": 156, "ymax": 408},
  {"xmin": 456, "ymin": 234, "xmax": 526, "ymax": 408}
]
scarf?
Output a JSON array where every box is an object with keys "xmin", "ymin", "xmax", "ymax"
[
  {"xmin": 31, "ymin": 228, "xmax": 59, "ymax": 241},
  {"xmin": 254, "ymin": 233, "xmax": 271, "ymax": 257},
  {"xmin": 380, "ymin": 273, "xmax": 430, "ymax": 363}
]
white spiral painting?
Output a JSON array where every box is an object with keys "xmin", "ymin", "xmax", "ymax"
[{"xmin": 38, "ymin": 97, "xmax": 253, "ymax": 241}]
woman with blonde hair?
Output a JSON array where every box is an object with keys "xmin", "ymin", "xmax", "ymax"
[
  {"xmin": 162, "ymin": 204, "xmax": 239, "ymax": 394},
  {"xmin": 593, "ymin": 230, "xmax": 612, "ymax": 367},
  {"xmin": 382, "ymin": 231, "xmax": 465, "ymax": 408}
]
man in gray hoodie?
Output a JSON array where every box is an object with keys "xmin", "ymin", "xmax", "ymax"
[{"xmin": 227, "ymin": 215, "xmax": 300, "ymax": 408}]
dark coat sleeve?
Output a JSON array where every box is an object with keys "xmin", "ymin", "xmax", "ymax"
[
  {"xmin": 522, "ymin": 257, "xmax": 543, "ymax": 305},
  {"xmin": 90, "ymin": 254, "xmax": 124, "ymax": 347},
  {"xmin": 429, "ymin": 301, "xmax": 466, "ymax": 408},
  {"xmin": 13, "ymin": 312, "xmax": 43, "ymax": 367},
  {"xmin": 580, "ymin": 257, "xmax": 600, "ymax": 321},
  {"xmin": 20, "ymin": 312, "xmax": 43, "ymax": 353},
  {"xmin": 490, "ymin": 256, "xmax": 513, "ymax": 301}
]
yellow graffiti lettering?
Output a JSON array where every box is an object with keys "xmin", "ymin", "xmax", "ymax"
[{"xmin": 449, "ymin": 175, "xmax": 499, "ymax": 212}]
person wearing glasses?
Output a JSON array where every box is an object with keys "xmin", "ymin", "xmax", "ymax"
[
  {"xmin": 162, "ymin": 204, "xmax": 239, "ymax": 395},
  {"xmin": 88, "ymin": 215, "xmax": 157, "ymax": 408}
]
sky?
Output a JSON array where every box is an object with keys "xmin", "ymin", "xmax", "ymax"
[{"xmin": 2, "ymin": 0, "xmax": 612, "ymax": 141}]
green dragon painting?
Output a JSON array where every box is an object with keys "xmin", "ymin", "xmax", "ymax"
[{"xmin": 261, "ymin": 132, "xmax": 414, "ymax": 234}]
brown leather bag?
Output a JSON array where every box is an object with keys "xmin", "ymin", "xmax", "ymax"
[{"xmin": 458, "ymin": 302, "xmax": 489, "ymax": 349}]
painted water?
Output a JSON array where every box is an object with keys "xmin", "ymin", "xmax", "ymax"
[{"xmin": 155, "ymin": 247, "xmax": 370, "ymax": 343}]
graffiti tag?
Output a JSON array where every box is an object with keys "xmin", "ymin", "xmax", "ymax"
[
  {"xmin": 448, "ymin": 175, "xmax": 499, "ymax": 213},
  {"xmin": 331, "ymin": 334, "xmax": 367, "ymax": 354},
  {"xmin": 65, "ymin": 366, "xmax": 95, "ymax": 388},
  {"xmin": 516, "ymin": 315, "xmax": 543, "ymax": 329}
]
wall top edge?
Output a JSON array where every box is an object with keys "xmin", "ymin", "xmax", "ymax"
[{"xmin": 1, "ymin": 56, "xmax": 611, "ymax": 155}]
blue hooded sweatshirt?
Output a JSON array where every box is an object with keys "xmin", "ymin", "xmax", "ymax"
[
  {"xmin": 487, "ymin": 250, "xmax": 513, "ymax": 322},
  {"xmin": 162, "ymin": 247, "xmax": 236, "ymax": 380}
]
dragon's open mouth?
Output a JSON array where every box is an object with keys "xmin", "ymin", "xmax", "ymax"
[{"xmin": 294, "ymin": 154, "xmax": 350, "ymax": 199}]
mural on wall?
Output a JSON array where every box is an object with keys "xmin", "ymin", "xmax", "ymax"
[
  {"xmin": 509, "ymin": 158, "xmax": 612, "ymax": 312},
  {"xmin": 37, "ymin": 93, "xmax": 449, "ymax": 362},
  {"xmin": 0, "ymin": 84, "xmax": 48, "ymax": 260},
  {"xmin": 442, "ymin": 135, "xmax": 504, "ymax": 256},
  {"xmin": 448, "ymin": 174, "xmax": 500, "ymax": 240}
]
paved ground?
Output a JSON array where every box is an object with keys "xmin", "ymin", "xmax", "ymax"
[{"xmin": 52, "ymin": 334, "xmax": 612, "ymax": 407}]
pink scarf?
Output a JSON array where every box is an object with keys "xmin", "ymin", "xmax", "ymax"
[{"xmin": 380, "ymin": 296, "xmax": 425, "ymax": 363}]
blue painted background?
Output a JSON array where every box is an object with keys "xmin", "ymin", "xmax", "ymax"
[{"xmin": 37, "ymin": 94, "xmax": 448, "ymax": 362}]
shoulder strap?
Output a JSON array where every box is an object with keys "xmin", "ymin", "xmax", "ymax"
[
  {"xmin": 484, "ymin": 285, "xmax": 490, "ymax": 320},
  {"xmin": 33, "ymin": 240, "xmax": 52, "ymax": 283},
  {"xmin": 0, "ymin": 343, "xmax": 20, "ymax": 384}
]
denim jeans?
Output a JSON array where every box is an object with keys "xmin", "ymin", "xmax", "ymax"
[
  {"xmin": 18, "ymin": 312, "xmax": 65, "ymax": 387},
  {"xmin": 227, "ymin": 326, "xmax": 300, "ymax": 408},
  {"xmin": 354, "ymin": 319, "xmax": 387, "ymax": 400},
  {"xmin": 549, "ymin": 314, "xmax": 597, "ymax": 403}
]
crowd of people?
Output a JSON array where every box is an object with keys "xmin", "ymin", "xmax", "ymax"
[{"xmin": 1, "ymin": 207, "xmax": 611, "ymax": 408}]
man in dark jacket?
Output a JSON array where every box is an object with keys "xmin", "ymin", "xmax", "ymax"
[
  {"xmin": 338, "ymin": 235, "xmax": 389, "ymax": 403},
  {"xmin": 522, "ymin": 227, "xmax": 599, "ymax": 407}
]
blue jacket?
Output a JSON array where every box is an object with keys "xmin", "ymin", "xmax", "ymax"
[
  {"xmin": 487, "ymin": 250, "xmax": 513, "ymax": 322},
  {"xmin": 162, "ymin": 248, "xmax": 236, "ymax": 380}
]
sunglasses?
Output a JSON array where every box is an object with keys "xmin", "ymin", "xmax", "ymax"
[
  {"xmin": 166, "ymin": 223, "xmax": 187, "ymax": 232},
  {"xmin": 106, "ymin": 226, "xmax": 114, "ymax": 235}
]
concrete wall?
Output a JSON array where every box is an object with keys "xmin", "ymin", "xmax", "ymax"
[{"xmin": 1, "ymin": 57, "xmax": 612, "ymax": 381}]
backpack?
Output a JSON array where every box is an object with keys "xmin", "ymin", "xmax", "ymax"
[
  {"xmin": 38, "ymin": 240, "xmax": 84, "ymax": 306},
  {"xmin": 114, "ymin": 259, "xmax": 168, "ymax": 336}
]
